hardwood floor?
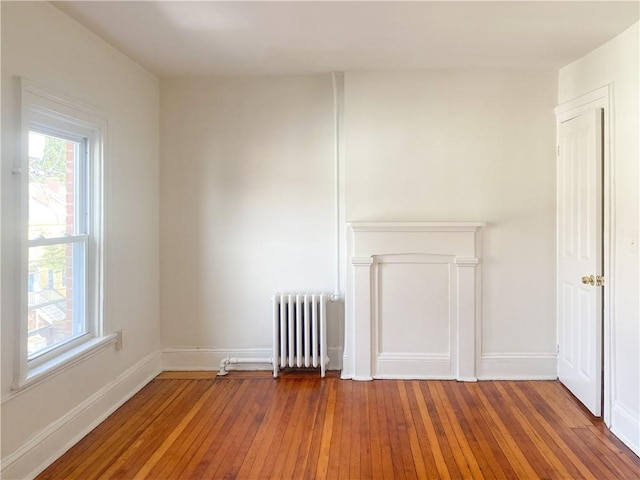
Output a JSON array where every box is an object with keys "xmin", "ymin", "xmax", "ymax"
[{"xmin": 38, "ymin": 372, "xmax": 640, "ymax": 479}]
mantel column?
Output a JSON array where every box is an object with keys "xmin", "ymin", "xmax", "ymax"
[
  {"xmin": 352, "ymin": 256, "xmax": 374, "ymax": 380},
  {"xmin": 455, "ymin": 257, "xmax": 479, "ymax": 381}
]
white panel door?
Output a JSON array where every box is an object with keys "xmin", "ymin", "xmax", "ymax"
[{"xmin": 557, "ymin": 109, "xmax": 603, "ymax": 416}]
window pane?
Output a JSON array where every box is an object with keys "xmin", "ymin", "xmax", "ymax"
[
  {"xmin": 27, "ymin": 243, "xmax": 86, "ymax": 358},
  {"xmin": 28, "ymin": 131, "xmax": 83, "ymax": 240}
]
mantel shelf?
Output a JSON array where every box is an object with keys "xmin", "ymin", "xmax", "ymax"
[{"xmin": 348, "ymin": 221, "xmax": 486, "ymax": 233}]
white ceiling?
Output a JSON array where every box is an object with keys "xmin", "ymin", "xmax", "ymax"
[{"xmin": 54, "ymin": 1, "xmax": 639, "ymax": 77}]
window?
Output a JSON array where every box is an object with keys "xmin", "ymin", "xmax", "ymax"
[
  {"xmin": 27, "ymin": 130, "xmax": 89, "ymax": 359},
  {"xmin": 15, "ymin": 81, "xmax": 111, "ymax": 388}
]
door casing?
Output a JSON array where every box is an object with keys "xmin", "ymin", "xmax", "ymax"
[{"xmin": 555, "ymin": 84, "xmax": 613, "ymax": 426}]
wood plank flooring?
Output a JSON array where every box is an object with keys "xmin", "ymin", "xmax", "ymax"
[{"xmin": 38, "ymin": 372, "xmax": 640, "ymax": 479}]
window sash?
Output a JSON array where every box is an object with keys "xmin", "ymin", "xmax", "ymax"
[
  {"xmin": 28, "ymin": 126, "xmax": 89, "ymax": 239},
  {"xmin": 26, "ymin": 125, "xmax": 91, "ymax": 363},
  {"xmin": 28, "ymin": 234, "xmax": 89, "ymax": 247},
  {"xmin": 27, "ymin": 237, "xmax": 89, "ymax": 364}
]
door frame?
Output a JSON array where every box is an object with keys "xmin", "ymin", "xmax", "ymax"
[{"xmin": 554, "ymin": 84, "xmax": 614, "ymax": 425}]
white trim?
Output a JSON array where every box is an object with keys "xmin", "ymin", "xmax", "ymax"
[
  {"xmin": 7, "ymin": 333, "xmax": 117, "ymax": 396},
  {"xmin": 610, "ymin": 401, "xmax": 640, "ymax": 456},
  {"xmin": 331, "ymin": 72, "xmax": 344, "ymax": 299},
  {"xmin": 1, "ymin": 352, "xmax": 161, "ymax": 480},
  {"xmin": 350, "ymin": 221, "xmax": 485, "ymax": 233},
  {"xmin": 376, "ymin": 353, "xmax": 451, "ymax": 360},
  {"xmin": 351, "ymin": 256, "xmax": 374, "ymax": 266},
  {"xmin": 554, "ymin": 85, "xmax": 612, "ymax": 120},
  {"xmin": 21, "ymin": 79, "xmax": 110, "ymax": 121},
  {"xmin": 373, "ymin": 374, "xmax": 457, "ymax": 380},
  {"xmin": 17, "ymin": 77, "xmax": 111, "ymax": 388},
  {"xmin": 375, "ymin": 353, "xmax": 453, "ymax": 380},
  {"xmin": 454, "ymin": 257, "xmax": 479, "ymax": 266},
  {"xmin": 477, "ymin": 353, "xmax": 558, "ymax": 380},
  {"xmin": 555, "ymin": 84, "xmax": 614, "ymax": 426},
  {"xmin": 162, "ymin": 347, "xmax": 343, "ymax": 372},
  {"xmin": 341, "ymin": 355, "xmax": 352, "ymax": 379},
  {"xmin": 345, "ymin": 222, "xmax": 483, "ymax": 381}
]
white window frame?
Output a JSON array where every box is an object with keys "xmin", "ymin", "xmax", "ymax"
[{"xmin": 13, "ymin": 79, "xmax": 114, "ymax": 390}]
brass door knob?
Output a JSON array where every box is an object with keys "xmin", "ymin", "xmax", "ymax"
[{"xmin": 582, "ymin": 275, "xmax": 595, "ymax": 286}]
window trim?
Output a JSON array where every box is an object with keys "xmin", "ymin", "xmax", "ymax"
[{"xmin": 13, "ymin": 79, "xmax": 111, "ymax": 391}]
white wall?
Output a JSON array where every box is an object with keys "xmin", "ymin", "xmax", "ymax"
[
  {"xmin": 160, "ymin": 71, "xmax": 559, "ymax": 379},
  {"xmin": 1, "ymin": 3, "xmax": 161, "ymax": 478},
  {"xmin": 344, "ymin": 71, "xmax": 559, "ymax": 377},
  {"xmin": 160, "ymin": 77, "xmax": 340, "ymax": 368},
  {"xmin": 558, "ymin": 22, "xmax": 639, "ymax": 455}
]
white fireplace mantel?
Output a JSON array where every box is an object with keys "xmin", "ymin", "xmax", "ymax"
[{"xmin": 343, "ymin": 221, "xmax": 485, "ymax": 381}]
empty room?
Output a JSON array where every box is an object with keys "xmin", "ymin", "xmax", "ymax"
[{"xmin": 1, "ymin": 1, "xmax": 639, "ymax": 478}]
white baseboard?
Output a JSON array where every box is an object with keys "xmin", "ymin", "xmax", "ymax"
[
  {"xmin": 345, "ymin": 352, "xmax": 556, "ymax": 381},
  {"xmin": 611, "ymin": 401, "xmax": 640, "ymax": 456},
  {"xmin": 476, "ymin": 353, "xmax": 558, "ymax": 380},
  {"xmin": 162, "ymin": 347, "xmax": 344, "ymax": 372},
  {"xmin": 373, "ymin": 374, "xmax": 456, "ymax": 380},
  {"xmin": 375, "ymin": 354, "xmax": 452, "ymax": 379},
  {"xmin": 1, "ymin": 352, "xmax": 162, "ymax": 480},
  {"xmin": 341, "ymin": 354, "xmax": 353, "ymax": 379}
]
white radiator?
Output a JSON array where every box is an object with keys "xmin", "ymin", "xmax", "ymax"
[{"xmin": 272, "ymin": 293, "xmax": 328, "ymax": 378}]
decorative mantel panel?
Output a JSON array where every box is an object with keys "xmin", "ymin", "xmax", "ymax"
[{"xmin": 343, "ymin": 222, "xmax": 484, "ymax": 381}]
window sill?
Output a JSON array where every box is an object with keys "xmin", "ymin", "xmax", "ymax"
[{"xmin": 11, "ymin": 333, "xmax": 118, "ymax": 394}]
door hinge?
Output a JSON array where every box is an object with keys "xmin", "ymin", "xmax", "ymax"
[
  {"xmin": 556, "ymin": 344, "xmax": 559, "ymax": 355},
  {"xmin": 557, "ymin": 145, "xmax": 560, "ymax": 156}
]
